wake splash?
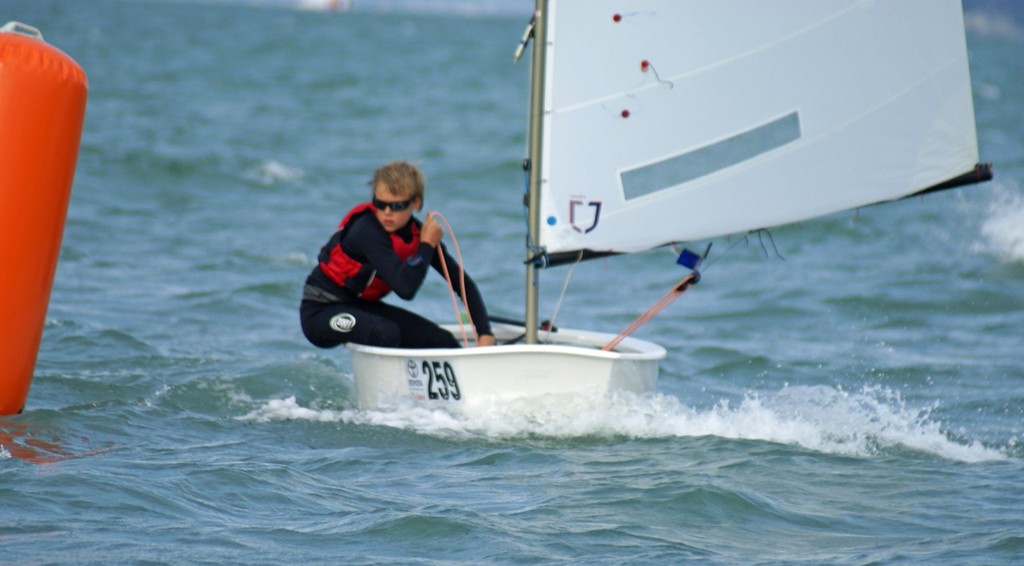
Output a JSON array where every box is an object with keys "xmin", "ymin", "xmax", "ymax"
[
  {"xmin": 979, "ymin": 188, "xmax": 1024, "ymax": 262},
  {"xmin": 239, "ymin": 385, "xmax": 1006, "ymax": 463}
]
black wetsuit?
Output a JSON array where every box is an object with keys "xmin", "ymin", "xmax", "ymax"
[{"xmin": 300, "ymin": 211, "xmax": 491, "ymax": 349}]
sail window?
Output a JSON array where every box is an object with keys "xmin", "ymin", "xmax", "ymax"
[{"xmin": 620, "ymin": 112, "xmax": 801, "ymax": 200}]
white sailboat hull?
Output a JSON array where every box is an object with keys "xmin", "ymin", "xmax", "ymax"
[{"xmin": 347, "ymin": 324, "xmax": 664, "ymax": 409}]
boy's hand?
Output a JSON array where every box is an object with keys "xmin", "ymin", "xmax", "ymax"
[{"xmin": 421, "ymin": 215, "xmax": 443, "ymax": 247}]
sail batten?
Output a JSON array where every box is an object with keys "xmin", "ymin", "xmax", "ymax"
[
  {"xmin": 621, "ymin": 112, "xmax": 802, "ymax": 201},
  {"xmin": 534, "ymin": 0, "xmax": 985, "ymax": 256}
]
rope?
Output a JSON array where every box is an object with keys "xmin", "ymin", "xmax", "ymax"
[
  {"xmin": 546, "ymin": 250, "xmax": 584, "ymax": 337},
  {"xmin": 602, "ymin": 272, "xmax": 697, "ymax": 352},
  {"xmin": 600, "ymin": 230, "xmax": 784, "ymax": 352},
  {"xmin": 426, "ymin": 211, "xmax": 474, "ymax": 347}
]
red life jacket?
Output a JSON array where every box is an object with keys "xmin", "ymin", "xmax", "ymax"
[{"xmin": 318, "ymin": 202, "xmax": 421, "ymax": 301}]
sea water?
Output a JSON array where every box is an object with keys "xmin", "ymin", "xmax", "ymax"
[{"xmin": 2, "ymin": 0, "xmax": 1023, "ymax": 563}]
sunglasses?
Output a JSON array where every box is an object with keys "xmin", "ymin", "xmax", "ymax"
[{"xmin": 372, "ymin": 196, "xmax": 415, "ymax": 212}]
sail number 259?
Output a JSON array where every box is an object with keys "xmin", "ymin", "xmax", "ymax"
[{"xmin": 423, "ymin": 360, "xmax": 461, "ymax": 401}]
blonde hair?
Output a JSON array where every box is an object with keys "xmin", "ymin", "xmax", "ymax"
[{"xmin": 370, "ymin": 161, "xmax": 425, "ymax": 202}]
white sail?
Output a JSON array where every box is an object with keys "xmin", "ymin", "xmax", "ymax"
[{"xmin": 537, "ymin": 0, "xmax": 980, "ymax": 255}]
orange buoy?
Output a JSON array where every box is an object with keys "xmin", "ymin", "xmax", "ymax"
[{"xmin": 0, "ymin": 22, "xmax": 88, "ymax": 415}]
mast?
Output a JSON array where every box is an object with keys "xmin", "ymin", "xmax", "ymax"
[{"xmin": 524, "ymin": 0, "xmax": 548, "ymax": 344}]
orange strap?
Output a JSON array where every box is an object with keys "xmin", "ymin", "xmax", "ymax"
[{"xmin": 602, "ymin": 273, "xmax": 697, "ymax": 352}]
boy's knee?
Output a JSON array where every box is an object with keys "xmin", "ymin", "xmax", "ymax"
[{"xmin": 366, "ymin": 319, "xmax": 401, "ymax": 348}]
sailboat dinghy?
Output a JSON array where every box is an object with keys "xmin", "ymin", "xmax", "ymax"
[{"xmin": 347, "ymin": 0, "xmax": 992, "ymax": 409}]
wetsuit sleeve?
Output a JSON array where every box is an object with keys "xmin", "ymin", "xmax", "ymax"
[
  {"xmin": 342, "ymin": 215, "xmax": 436, "ymax": 300},
  {"xmin": 431, "ymin": 244, "xmax": 493, "ymax": 337}
]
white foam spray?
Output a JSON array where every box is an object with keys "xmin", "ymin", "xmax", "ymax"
[
  {"xmin": 979, "ymin": 187, "xmax": 1024, "ymax": 262},
  {"xmin": 250, "ymin": 160, "xmax": 304, "ymax": 186},
  {"xmin": 239, "ymin": 384, "xmax": 1006, "ymax": 463}
]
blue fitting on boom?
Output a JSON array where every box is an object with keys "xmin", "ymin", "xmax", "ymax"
[
  {"xmin": 676, "ymin": 242, "xmax": 712, "ymax": 284},
  {"xmin": 676, "ymin": 248, "xmax": 703, "ymax": 271}
]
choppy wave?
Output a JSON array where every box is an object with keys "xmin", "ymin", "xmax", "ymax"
[
  {"xmin": 240, "ymin": 384, "xmax": 1007, "ymax": 463},
  {"xmin": 979, "ymin": 187, "xmax": 1024, "ymax": 262},
  {"xmin": 247, "ymin": 159, "xmax": 305, "ymax": 186},
  {"xmin": 965, "ymin": 9, "xmax": 1024, "ymax": 39}
]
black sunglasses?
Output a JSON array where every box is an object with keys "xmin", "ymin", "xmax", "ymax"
[{"xmin": 372, "ymin": 196, "xmax": 415, "ymax": 212}]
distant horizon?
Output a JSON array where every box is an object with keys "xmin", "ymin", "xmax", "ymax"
[
  {"xmin": 124, "ymin": 0, "xmax": 535, "ymax": 17},
  {"xmin": 95, "ymin": 0, "xmax": 1024, "ymax": 21}
]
